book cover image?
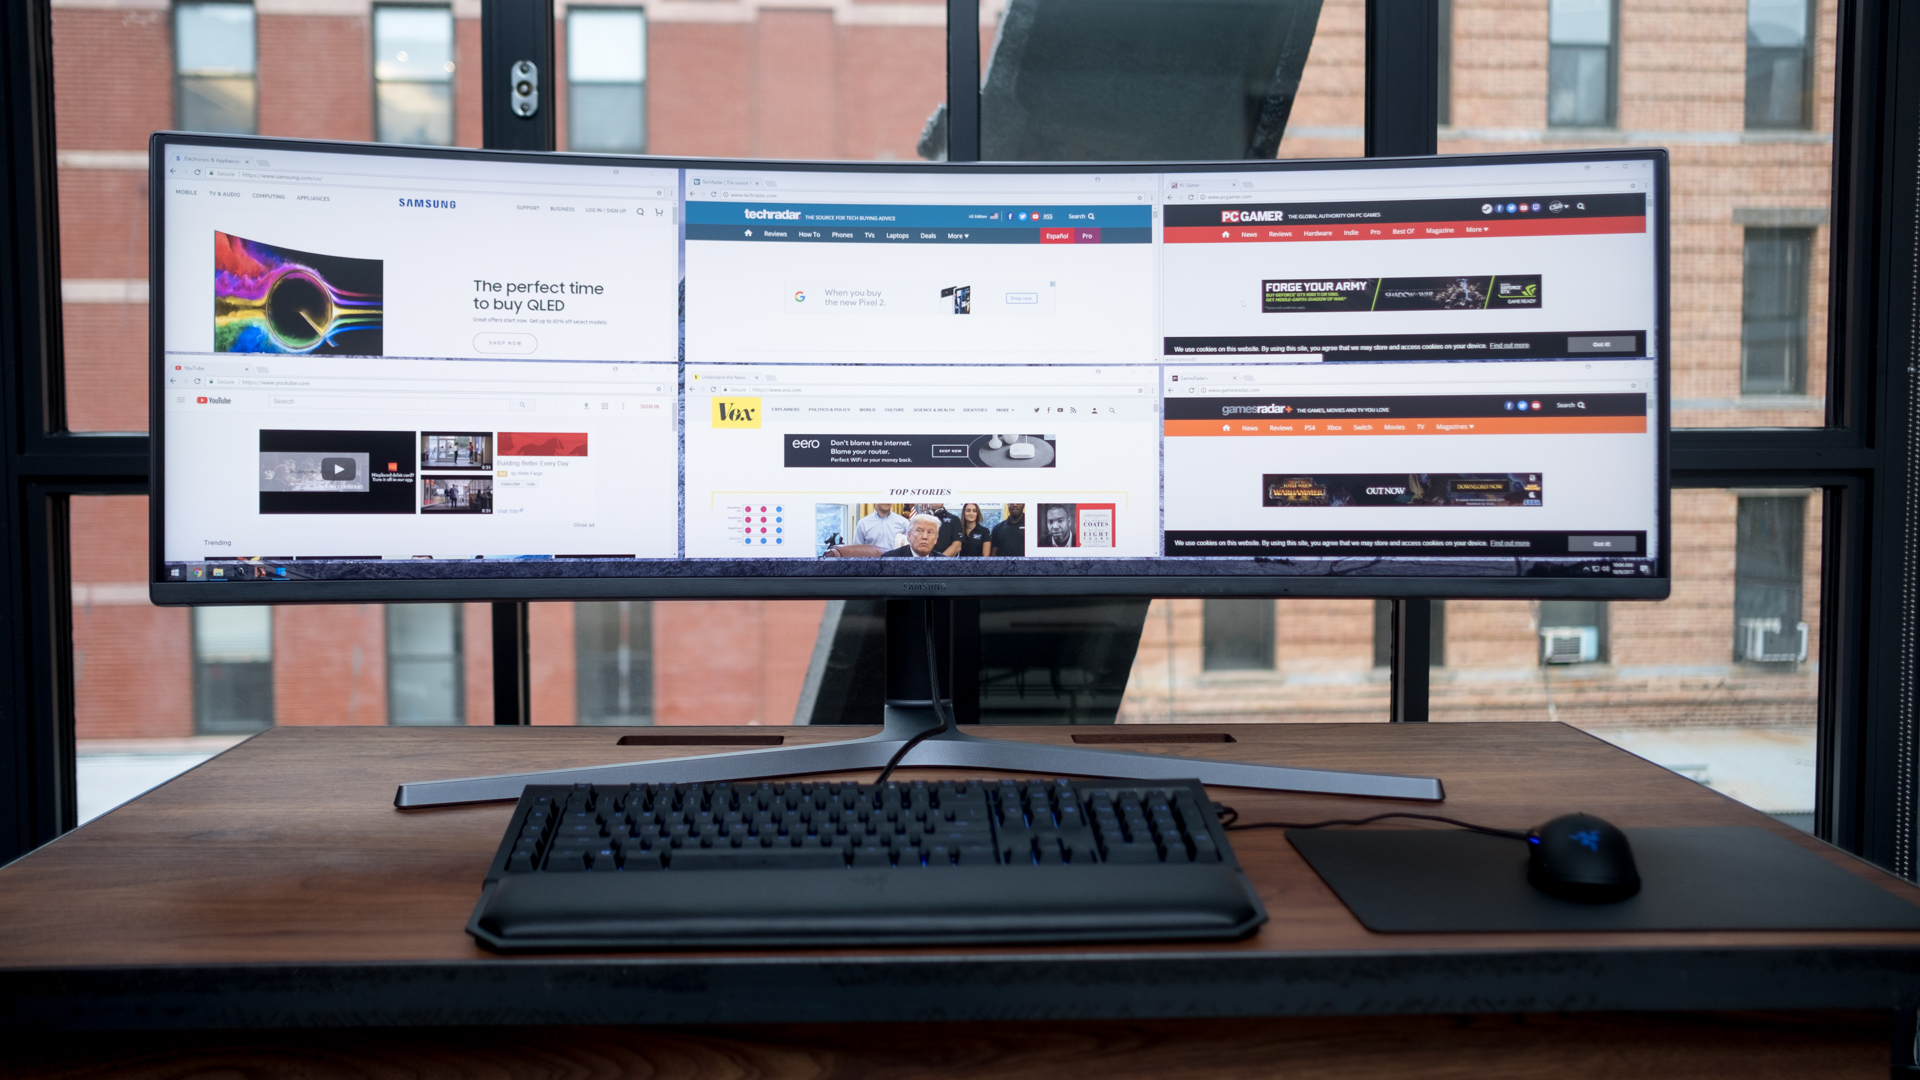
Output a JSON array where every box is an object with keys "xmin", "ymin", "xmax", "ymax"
[{"xmin": 214, "ymin": 232, "xmax": 383, "ymax": 355}]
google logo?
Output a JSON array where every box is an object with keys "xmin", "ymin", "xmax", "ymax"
[{"xmin": 794, "ymin": 290, "xmax": 806, "ymax": 302}]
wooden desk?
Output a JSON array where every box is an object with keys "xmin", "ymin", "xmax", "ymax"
[{"xmin": 1, "ymin": 723, "xmax": 1915, "ymax": 1078}]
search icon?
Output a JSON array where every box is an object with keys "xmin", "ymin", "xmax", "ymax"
[{"xmin": 1577, "ymin": 401, "xmax": 1586, "ymax": 408}]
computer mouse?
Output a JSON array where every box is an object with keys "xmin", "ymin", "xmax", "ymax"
[{"xmin": 1526, "ymin": 812, "xmax": 1640, "ymax": 903}]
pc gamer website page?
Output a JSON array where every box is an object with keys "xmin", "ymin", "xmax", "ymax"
[
  {"xmin": 682, "ymin": 169, "xmax": 1161, "ymax": 366},
  {"xmin": 1159, "ymin": 159, "xmax": 1656, "ymax": 363},
  {"xmin": 159, "ymin": 143, "xmax": 681, "ymax": 579},
  {"xmin": 1152, "ymin": 159, "xmax": 1661, "ymax": 575},
  {"xmin": 683, "ymin": 365, "xmax": 1160, "ymax": 560}
]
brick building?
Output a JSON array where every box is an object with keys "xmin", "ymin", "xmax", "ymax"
[{"xmin": 53, "ymin": 0, "xmax": 1829, "ymax": 808}]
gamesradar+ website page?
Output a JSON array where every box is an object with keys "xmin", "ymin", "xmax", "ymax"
[{"xmin": 157, "ymin": 140, "xmax": 1662, "ymax": 589}]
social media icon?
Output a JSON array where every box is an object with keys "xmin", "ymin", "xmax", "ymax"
[{"xmin": 1482, "ymin": 203, "xmax": 1493, "ymax": 214}]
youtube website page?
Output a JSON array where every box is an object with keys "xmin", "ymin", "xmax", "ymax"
[{"xmin": 159, "ymin": 145, "xmax": 680, "ymax": 580}]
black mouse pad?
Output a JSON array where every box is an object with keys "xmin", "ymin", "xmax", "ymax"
[{"xmin": 1286, "ymin": 826, "xmax": 1920, "ymax": 933}]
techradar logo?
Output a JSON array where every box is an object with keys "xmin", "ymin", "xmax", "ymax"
[
  {"xmin": 744, "ymin": 208, "xmax": 802, "ymax": 221},
  {"xmin": 398, "ymin": 197, "xmax": 457, "ymax": 209},
  {"xmin": 1221, "ymin": 209, "xmax": 1285, "ymax": 223},
  {"xmin": 712, "ymin": 397, "xmax": 762, "ymax": 428}
]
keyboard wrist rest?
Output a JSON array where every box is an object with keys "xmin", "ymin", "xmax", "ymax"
[{"xmin": 470, "ymin": 864, "xmax": 1263, "ymax": 951}]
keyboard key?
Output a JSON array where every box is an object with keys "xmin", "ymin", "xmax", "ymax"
[{"xmin": 669, "ymin": 848, "xmax": 847, "ymax": 871}]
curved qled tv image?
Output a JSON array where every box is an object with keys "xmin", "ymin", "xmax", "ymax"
[{"xmin": 213, "ymin": 232, "xmax": 383, "ymax": 355}]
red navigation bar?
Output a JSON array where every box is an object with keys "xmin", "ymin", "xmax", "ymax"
[{"xmin": 1163, "ymin": 216, "xmax": 1646, "ymax": 245}]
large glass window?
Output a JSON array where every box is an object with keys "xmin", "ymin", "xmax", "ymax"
[
  {"xmin": 174, "ymin": 1, "xmax": 257, "ymax": 135},
  {"xmin": 565, "ymin": 8, "xmax": 647, "ymax": 154},
  {"xmin": 1547, "ymin": 0, "xmax": 1614, "ymax": 127},
  {"xmin": 1371, "ymin": 600, "xmax": 1445, "ymax": 668},
  {"xmin": 1741, "ymin": 227, "xmax": 1813, "ymax": 396},
  {"xmin": 192, "ymin": 606, "xmax": 273, "ymax": 733},
  {"xmin": 374, "ymin": 5, "xmax": 456, "ymax": 146},
  {"xmin": 387, "ymin": 604, "xmax": 464, "ymax": 725},
  {"xmin": 1748, "ymin": 0, "xmax": 1814, "ymax": 130},
  {"xmin": 576, "ymin": 601, "xmax": 654, "ymax": 725}
]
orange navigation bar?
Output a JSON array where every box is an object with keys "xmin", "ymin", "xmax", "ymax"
[{"xmin": 1165, "ymin": 416, "xmax": 1648, "ymax": 437}]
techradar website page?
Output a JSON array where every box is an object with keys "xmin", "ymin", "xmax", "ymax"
[
  {"xmin": 1162, "ymin": 363, "xmax": 1659, "ymax": 576},
  {"xmin": 683, "ymin": 365, "xmax": 1160, "ymax": 559},
  {"xmin": 158, "ymin": 143, "xmax": 680, "ymax": 579},
  {"xmin": 682, "ymin": 169, "xmax": 1161, "ymax": 366}
]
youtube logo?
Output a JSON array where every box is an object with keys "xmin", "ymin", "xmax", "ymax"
[
  {"xmin": 321, "ymin": 457, "xmax": 357, "ymax": 482},
  {"xmin": 196, "ymin": 396, "xmax": 207, "ymax": 404}
]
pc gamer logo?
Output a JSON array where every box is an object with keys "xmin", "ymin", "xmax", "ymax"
[{"xmin": 1221, "ymin": 209, "xmax": 1284, "ymax": 223}]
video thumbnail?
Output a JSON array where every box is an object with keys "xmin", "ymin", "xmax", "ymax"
[
  {"xmin": 258, "ymin": 430, "xmax": 415, "ymax": 514},
  {"xmin": 422, "ymin": 476, "xmax": 493, "ymax": 514},
  {"xmin": 214, "ymin": 232, "xmax": 383, "ymax": 355},
  {"xmin": 499, "ymin": 432, "xmax": 589, "ymax": 457},
  {"xmin": 1262, "ymin": 473, "xmax": 1543, "ymax": 507},
  {"xmin": 420, "ymin": 432, "xmax": 494, "ymax": 471},
  {"xmin": 815, "ymin": 502, "xmax": 1031, "ymax": 557}
]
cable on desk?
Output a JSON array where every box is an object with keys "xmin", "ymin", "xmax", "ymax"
[
  {"xmin": 874, "ymin": 602, "xmax": 953, "ymax": 784},
  {"xmin": 1216, "ymin": 809, "xmax": 1528, "ymax": 841}
]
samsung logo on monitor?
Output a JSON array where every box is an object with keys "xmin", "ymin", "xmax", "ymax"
[{"xmin": 398, "ymin": 197, "xmax": 457, "ymax": 209}]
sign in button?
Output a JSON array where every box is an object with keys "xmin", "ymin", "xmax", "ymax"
[{"xmin": 1568, "ymin": 535, "xmax": 1637, "ymax": 553}]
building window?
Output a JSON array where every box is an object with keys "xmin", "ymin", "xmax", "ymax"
[
  {"xmin": 1747, "ymin": 0, "xmax": 1813, "ymax": 130},
  {"xmin": 1202, "ymin": 599, "xmax": 1275, "ymax": 671},
  {"xmin": 387, "ymin": 604, "xmax": 464, "ymax": 725},
  {"xmin": 1735, "ymin": 496, "xmax": 1809, "ymax": 667},
  {"xmin": 576, "ymin": 601, "xmax": 653, "ymax": 724},
  {"xmin": 374, "ymin": 5, "xmax": 456, "ymax": 146},
  {"xmin": 1372, "ymin": 600, "xmax": 1446, "ymax": 667},
  {"xmin": 1437, "ymin": 0, "xmax": 1453, "ymax": 127},
  {"xmin": 174, "ymin": 1, "xmax": 257, "ymax": 135},
  {"xmin": 1547, "ymin": 0, "xmax": 1615, "ymax": 127},
  {"xmin": 567, "ymin": 8, "xmax": 647, "ymax": 153},
  {"xmin": 1538, "ymin": 600, "xmax": 1608, "ymax": 665},
  {"xmin": 1741, "ymin": 227, "xmax": 1812, "ymax": 395},
  {"xmin": 193, "ymin": 606, "xmax": 273, "ymax": 733}
]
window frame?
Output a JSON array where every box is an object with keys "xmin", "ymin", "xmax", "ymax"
[
  {"xmin": 1545, "ymin": 0, "xmax": 1618, "ymax": 129},
  {"xmin": 171, "ymin": 0, "xmax": 259, "ymax": 137},
  {"xmin": 2, "ymin": 0, "xmax": 1917, "ymax": 882},
  {"xmin": 564, "ymin": 5, "xmax": 647, "ymax": 155},
  {"xmin": 371, "ymin": 2, "xmax": 457, "ymax": 147}
]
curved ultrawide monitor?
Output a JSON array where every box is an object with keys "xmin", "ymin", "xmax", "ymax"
[{"xmin": 148, "ymin": 134, "xmax": 1669, "ymax": 603}]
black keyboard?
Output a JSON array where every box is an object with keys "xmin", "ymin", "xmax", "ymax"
[{"xmin": 468, "ymin": 777, "xmax": 1267, "ymax": 951}]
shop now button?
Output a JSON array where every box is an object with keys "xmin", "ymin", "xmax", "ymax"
[{"xmin": 474, "ymin": 333, "xmax": 537, "ymax": 354}]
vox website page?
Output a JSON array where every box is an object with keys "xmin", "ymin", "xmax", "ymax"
[
  {"xmin": 158, "ymin": 142, "xmax": 682, "ymax": 584},
  {"xmin": 683, "ymin": 365, "xmax": 1161, "ymax": 561}
]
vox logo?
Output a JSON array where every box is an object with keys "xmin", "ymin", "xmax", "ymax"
[{"xmin": 712, "ymin": 397, "xmax": 762, "ymax": 428}]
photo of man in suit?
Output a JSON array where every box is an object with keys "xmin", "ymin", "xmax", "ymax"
[
  {"xmin": 880, "ymin": 513, "xmax": 947, "ymax": 558},
  {"xmin": 1039, "ymin": 503, "xmax": 1077, "ymax": 547}
]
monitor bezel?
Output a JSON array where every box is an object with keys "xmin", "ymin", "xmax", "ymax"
[{"xmin": 147, "ymin": 132, "xmax": 1671, "ymax": 605}]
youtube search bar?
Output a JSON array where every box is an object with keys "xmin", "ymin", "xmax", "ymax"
[{"xmin": 267, "ymin": 394, "xmax": 512, "ymax": 412}]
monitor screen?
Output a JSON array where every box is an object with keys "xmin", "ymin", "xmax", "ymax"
[{"xmin": 149, "ymin": 135, "xmax": 1668, "ymax": 602}]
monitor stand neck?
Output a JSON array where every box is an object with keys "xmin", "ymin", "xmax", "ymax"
[{"xmin": 394, "ymin": 599, "xmax": 1443, "ymax": 808}]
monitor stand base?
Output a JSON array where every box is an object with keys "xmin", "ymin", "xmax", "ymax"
[{"xmin": 392, "ymin": 704, "xmax": 1444, "ymax": 807}]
